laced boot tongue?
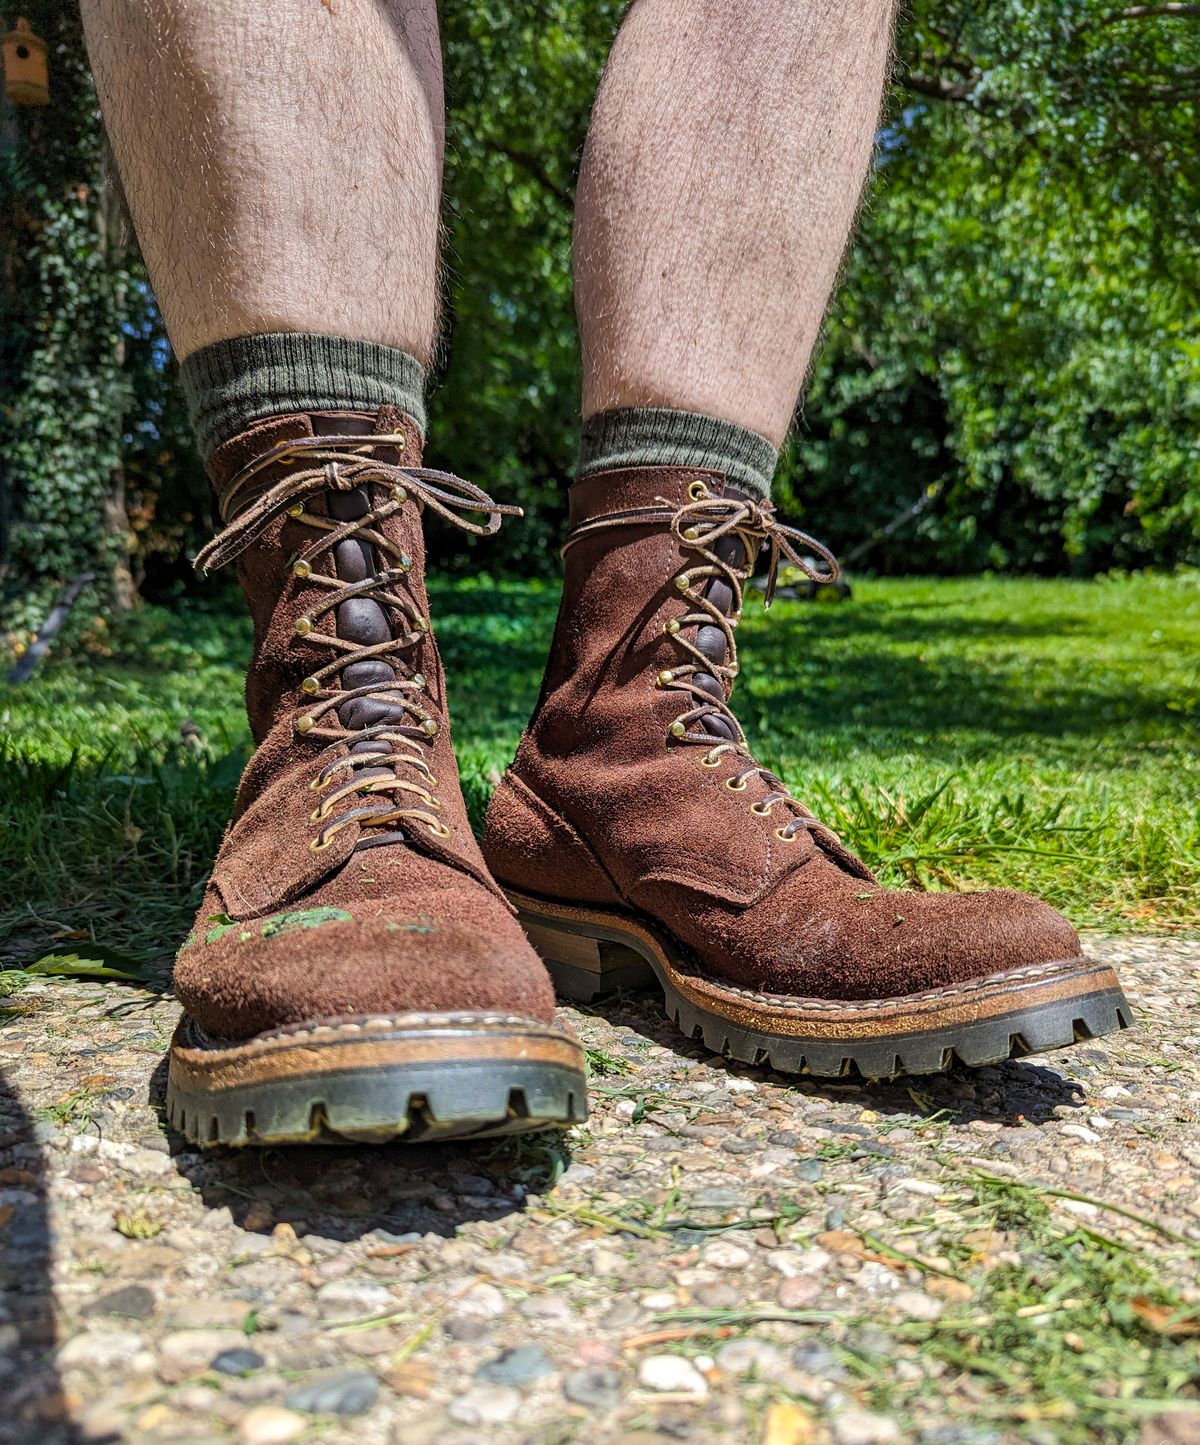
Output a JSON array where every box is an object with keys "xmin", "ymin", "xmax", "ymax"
[
  {"xmin": 193, "ymin": 410, "xmax": 521, "ymax": 866},
  {"xmin": 689, "ymin": 521, "xmax": 751, "ymax": 743}
]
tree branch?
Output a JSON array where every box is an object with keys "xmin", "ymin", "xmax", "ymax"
[{"xmin": 483, "ymin": 142, "xmax": 574, "ymax": 207}]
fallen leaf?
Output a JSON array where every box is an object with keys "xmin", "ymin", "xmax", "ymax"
[
  {"xmin": 1132, "ymin": 1297, "xmax": 1200, "ymax": 1338},
  {"xmin": 763, "ymin": 1402, "xmax": 815, "ymax": 1445}
]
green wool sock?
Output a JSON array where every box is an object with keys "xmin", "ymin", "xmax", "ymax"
[
  {"xmin": 578, "ymin": 406, "xmax": 778, "ymax": 499},
  {"xmin": 179, "ymin": 332, "xmax": 427, "ymax": 459}
]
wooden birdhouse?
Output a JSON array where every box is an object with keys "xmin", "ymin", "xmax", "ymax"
[{"xmin": 4, "ymin": 18, "xmax": 49, "ymax": 106}]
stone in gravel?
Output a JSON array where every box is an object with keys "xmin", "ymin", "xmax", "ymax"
[
  {"xmin": 454, "ymin": 1281, "xmax": 506, "ymax": 1317},
  {"xmin": 237, "ymin": 1405, "xmax": 307, "ymax": 1443},
  {"xmin": 448, "ymin": 1385, "xmax": 521, "ymax": 1425},
  {"xmin": 852, "ymin": 1262, "xmax": 901, "ymax": 1296},
  {"xmin": 57, "ymin": 1329, "xmax": 144, "ymax": 1372},
  {"xmin": 518, "ymin": 1294, "xmax": 570, "ymax": 1320},
  {"xmin": 794, "ymin": 1160, "xmax": 824, "ymax": 1183},
  {"xmin": 157, "ymin": 1329, "xmax": 245, "ymax": 1383},
  {"xmin": 832, "ymin": 1409, "xmax": 901, "ymax": 1445},
  {"xmin": 474, "ymin": 1344, "xmax": 554, "ymax": 1387},
  {"xmin": 778, "ymin": 1276, "xmax": 822, "ymax": 1310},
  {"xmin": 443, "ymin": 1313, "xmax": 493, "ymax": 1342},
  {"xmin": 600, "ymin": 1298, "xmax": 642, "ymax": 1330},
  {"xmin": 313, "ymin": 1279, "xmax": 393, "ymax": 1319},
  {"xmin": 82, "ymin": 1284, "xmax": 155, "ymax": 1320},
  {"xmin": 637, "ymin": 1355, "xmax": 709, "ymax": 1395},
  {"xmin": 704, "ymin": 1240, "xmax": 752, "ymax": 1270},
  {"xmin": 1138, "ymin": 1411, "xmax": 1200, "ymax": 1445},
  {"xmin": 889, "ymin": 1289, "xmax": 944, "ymax": 1321},
  {"xmin": 715, "ymin": 1339, "xmax": 784, "ymax": 1377},
  {"xmin": 693, "ymin": 1281, "xmax": 740, "ymax": 1310},
  {"xmin": 212, "ymin": 1347, "xmax": 266, "ymax": 1375},
  {"xmin": 792, "ymin": 1343, "xmax": 847, "ymax": 1380},
  {"xmin": 563, "ymin": 1366, "xmax": 622, "ymax": 1409},
  {"xmin": 690, "ymin": 1188, "xmax": 744, "ymax": 1209},
  {"xmin": 285, "ymin": 1369, "xmax": 379, "ymax": 1416}
]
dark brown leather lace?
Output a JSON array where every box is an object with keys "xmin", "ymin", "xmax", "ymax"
[
  {"xmin": 195, "ymin": 432, "xmax": 520, "ymax": 851},
  {"xmin": 564, "ymin": 479, "xmax": 843, "ymax": 845}
]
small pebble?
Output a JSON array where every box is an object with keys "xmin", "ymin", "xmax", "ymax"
[
  {"xmin": 704, "ymin": 1240, "xmax": 752, "ymax": 1271},
  {"xmin": 637, "ymin": 1354, "xmax": 709, "ymax": 1395},
  {"xmin": 285, "ymin": 1369, "xmax": 379, "ymax": 1416},
  {"xmin": 82, "ymin": 1285, "xmax": 155, "ymax": 1320},
  {"xmin": 831, "ymin": 1407, "xmax": 902, "ymax": 1445},
  {"xmin": 563, "ymin": 1365, "xmax": 623, "ymax": 1409},
  {"xmin": 212, "ymin": 1347, "xmax": 266, "ymax": 1375},
  {"xmin": 889, "ymin": 1289, "xmax": 944, "ymax": 1322},
  {"xmin": 473, "ymin": 1344, "xmax": 554, "ymax": 1387},
  {"xmin": 448, "ymin": 1385, "xmax": 521, "ymax": 1425},
  {"xmin": 237, "ymin": 1406, "xmax": 307, "ymax": 1444}
]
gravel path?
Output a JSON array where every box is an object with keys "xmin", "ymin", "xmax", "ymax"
[{"xmin": 1, "ymin": 933, "xmax": 1197, "ymax": 1445}]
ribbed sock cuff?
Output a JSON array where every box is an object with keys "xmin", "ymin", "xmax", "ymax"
[
  {"xmin": 578, "ymin": 406, "xmax": 778, "ymax": 498},
  {"xmin": 180, "ymin": 332, "xmax": 428, "ymax": 459}
]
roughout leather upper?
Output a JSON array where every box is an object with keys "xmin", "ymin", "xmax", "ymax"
[
  {"xmin": 174, "ymin": 408, "xmax": 556, "ymax": 1039},
  {"xmin": 483, "ymin": 465, "xmax": 1085, "ymax": 1002}
]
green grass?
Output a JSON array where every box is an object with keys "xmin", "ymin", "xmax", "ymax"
[{"xmin": 1, "ymin": 571, "xmax": 1197, "ymax": 969}]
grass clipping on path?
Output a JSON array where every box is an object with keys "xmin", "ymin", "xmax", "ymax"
[
  {"xmin": 1, "ymin": 571, "xmax": 1198, "ymax": 971},
  {"xmin": 568, "ymin": 1166, "xmax": 1200, "ymax": 1443}
]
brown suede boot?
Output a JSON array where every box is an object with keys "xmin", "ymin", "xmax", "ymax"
[
  {"xmin": 166, "ymin": 407, "xmax": 585, "ymax": 1145},
  {"xmin": 483, "ymin": 467, "xmax": 1132, "ymax": 1078}
]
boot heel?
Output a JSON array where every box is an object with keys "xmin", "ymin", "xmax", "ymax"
[{"xmin": 518, "ymin": 917, "xmax": 657, "ymax": 1002}]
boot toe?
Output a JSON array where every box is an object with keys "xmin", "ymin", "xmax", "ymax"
[{"xmin": 175, "ymin": 882, "xmax": 557, "ymax": 1040}]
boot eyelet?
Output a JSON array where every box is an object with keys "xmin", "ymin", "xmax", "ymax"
[
  {"xmin": 428, "ymin": 819, "xmax": 452, "ymax": 838},
  {"xmin": 287, "ymin": 502, "xmax": 305, "ymax": 518},
  {"xmin": 310, "ymin": 833, "xmax": 334, "ymax": 852},
  {"xmin": 308, "ymin": 772, "xmax": 332, "ymax": 792},
  {"xmin": 294, "ymin": 617, "xmax": 313, "ymax": 636},
  {"xmin": 750, "ymin": 801, "xmax": 772, "ymax": 816},
  {"xmin": 725, "ymin": 776, "xmax": 747, "ymax": 792},
  {"xmin": 295, "ymin": 715, "xmax": 315, "ymax": 734},
  {"xmin": 663, "ymin": 618, "xmax": 680, "ymax": 635},
  {"xmin": 412, "ymin": 672, "xmax": 426, "ymax": 688},
  {"xmin": 421, "ymin": 718, "xmax": 439, "ymax": 736},
  {"xmin": 656, "ymin": 670, "xmax": 674, "ymax": 687},
  {"xmin": 293, "ymin": 560, "xmax": 312, "ymax": 579},
  {"xmin": 775, "ymin": 827, "xmax": 798, "ymax": 843},
  {"xmin": 391, "ymin": 484, "xmax": 408, "ymax": 503},
  {"xmin": 301, "ymin": 676, "xmax": 320, "ymax": 695},
  {"xmin": 682, "ymin": 526, "xmax": 700, "ymax": 541},
  {"xmin": 309, "ymin": 804, "xmax": 332, "ymax": 824},
  {"xmin": 675, "ymin": 575, "xmax": 690, "ymax": 592},
  {"xmin": 399, "ymin": 553, "xmax": 412, "ymax": 571},
  {"xmin": 669, "ymin": 721, "xmax": 687, "ymax": 738},
  {"xmin": 688, "ymin": 480, "xmax": 709, "ymax": 500},
  {"xmin": 700, "ymin": 754, "xmax": 721, "ymax": 768}
]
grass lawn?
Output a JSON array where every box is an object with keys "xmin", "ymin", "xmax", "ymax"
[{"xmin": 1, "ymin": 571, "xmax": 1197, "ymax": 971}]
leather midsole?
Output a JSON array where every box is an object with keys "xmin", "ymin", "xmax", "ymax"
[
  {"xmin": 169, "ymin": 1014, "xmax": 585, "ymax": 1093},
  {"xmin": 505, "ymin": 886, "xmax": 1126, "ymax": 1042}
]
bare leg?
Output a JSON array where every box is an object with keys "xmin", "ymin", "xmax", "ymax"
[
  {"xmin": 80, "ymin": 0, "xmax": 443, "ymax": 363},
  {"xmin": 574, "ymin": 0, "xmax": 896, "ymax": 447}
]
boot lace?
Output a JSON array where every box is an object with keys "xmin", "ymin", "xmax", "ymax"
[
  {"xmin": 565, "ymin": 478, "xmax": 842, "ymax": 845},
  {"xmin": 194, "ymin": 432, "xmax": 519, "ymax": 851}
]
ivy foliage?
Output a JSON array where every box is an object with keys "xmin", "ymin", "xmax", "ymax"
[{"xmin": 0, "ymin": 0, "xmax": 1196, "ymax": 650}]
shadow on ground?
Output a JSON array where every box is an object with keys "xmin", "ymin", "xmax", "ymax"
[
  {"xmin": 0, "ymin": 1069, "xmax": 78, "ymax": 1444},
  {"xmin": 147, "ymin": 1057, "xmax": 573, "ymax": 1244},
  {"xmin": 596, "ymin": 988, "xmax": 1089, "ymax": 1128}
]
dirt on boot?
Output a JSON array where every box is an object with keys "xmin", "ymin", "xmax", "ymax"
[
  {"xmin": 483, "ymin": 466, "xmax": 1131, "ymax": 1079},
  {"xmin": 168, "ymin": 409, "xmax": 585, "ymax": 1146}
]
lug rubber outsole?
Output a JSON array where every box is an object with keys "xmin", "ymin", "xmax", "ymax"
[
  {"xmin": 166, "ymin": 1010, "xmax": 587, "ymax": 1147},
  {"xmin": 505, "ymin": 888, "xmax": 1134, "ymax": 1081}
]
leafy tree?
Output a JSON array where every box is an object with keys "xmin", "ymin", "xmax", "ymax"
[{"xmin": 0, "ymin": 0, "xmax": 1196, "ymax": 655}]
